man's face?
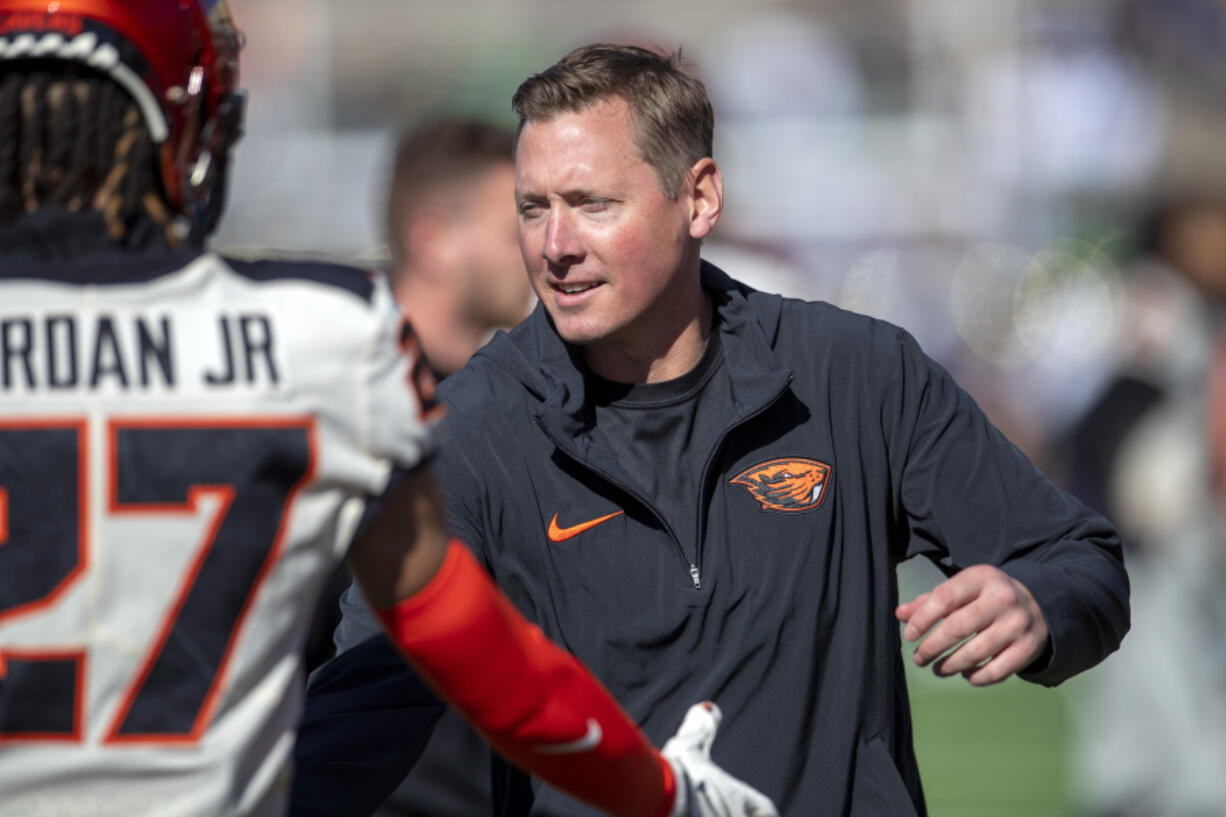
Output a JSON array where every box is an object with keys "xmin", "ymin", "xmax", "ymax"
[
  {"xmin": 458, "ymin": 162, "xmax": 534, "ymax": 328},
  {"xmin": 514, "ymin": 97, "xmax": 699, "ymax": 351}
]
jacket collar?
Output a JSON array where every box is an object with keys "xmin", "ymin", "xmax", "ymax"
[{"xmin": 475, "ymin": 260, "xmax": 794, "ymax": 453}]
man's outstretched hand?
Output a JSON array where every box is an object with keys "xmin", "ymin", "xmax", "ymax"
[
  {"xmin": 896, "ymin": 564, "xmax": 1049, "ymax": 686},
  {"xmin": 661, "ymin": 702, "xmax": 778, "ymax": 817}
]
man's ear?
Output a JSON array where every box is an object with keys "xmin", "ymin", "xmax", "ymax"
[
  {"xmin": 687, "ymin": 158, "xmax": 723, "ymax": 240},
  {"xmin": 407, "ymin": 209, "xmax": 460, "ymax": 282}
]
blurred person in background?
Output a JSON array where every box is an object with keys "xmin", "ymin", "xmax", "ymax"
[
  {"xmin": 298, "ymin": 42, "xmax": 1130, "ymax": 817},
  {"xmin": 0, "ymin": 3, "xmax": 777, "ymax": 816},
  {"xmin": 301, "ymin": 118, "xmax": 533, "ymax": 817},
  {"xmin": 379, "ymin": 119, "xmax": 535, "ymax": 379},
  {"xmin": 1062, "ymin": 195, "xmax": 1226, "ymax": 817}
]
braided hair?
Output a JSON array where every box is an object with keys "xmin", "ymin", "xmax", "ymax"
[{"xmin": 0, "ymin": 60, "xmax": 173, "ymax": 244}]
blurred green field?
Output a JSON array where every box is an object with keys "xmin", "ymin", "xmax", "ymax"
[{"xmin": 900, "ymin": 560, "xmax": 1078, "ymax": 817}]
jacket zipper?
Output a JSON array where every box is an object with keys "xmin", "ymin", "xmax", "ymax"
[
  {"xmin": 692, "ymin": 372, "xmax": 795, "ymax": 586},
  {"xmin": 539, "ymin": 420, "xmax": 700, "ymax": 587},
  {"xmin": 537, "ymin": 371, "xmax": 792, "ymax": 592}
]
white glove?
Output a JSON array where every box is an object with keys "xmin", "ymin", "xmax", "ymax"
[{"xmin": 661, "ymin": 702, "xmax": 779, "ymax": 817}]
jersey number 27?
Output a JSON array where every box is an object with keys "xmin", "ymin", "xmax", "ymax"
[{"xmin": 0, "ymin": 417, "xmax": 314, "ymax": 745}]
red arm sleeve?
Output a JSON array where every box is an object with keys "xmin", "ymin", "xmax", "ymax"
[{"xmin": 373, "ymin": 539, "xmax": 676, "ymax": 817}]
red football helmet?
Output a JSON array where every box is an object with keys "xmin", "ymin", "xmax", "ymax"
[{"xmin": 0, "ymin": 0, "xmax": 246, "ymax": 234}]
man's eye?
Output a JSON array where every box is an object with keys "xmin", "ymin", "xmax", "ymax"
[
  {"xmin": 582, "ymin": 199, "xmax": 609, "ymax": 213},
  {"xmin": 518, "ymin": 201, "xmax": 543, "ymax": 218}
]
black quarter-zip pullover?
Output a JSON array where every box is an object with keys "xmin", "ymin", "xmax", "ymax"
[
  {"xmin": 301, "ymin": 260, "xmax": 1129, "ymax": 817},
  {"xmin": 433, "ymin": 261, "xmax": 1129, "ymax": 817}
]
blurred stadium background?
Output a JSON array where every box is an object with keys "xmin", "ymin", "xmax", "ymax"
[{"xmin": 216, "ymin": 2, "xmax": 1226, "ymax": 815}]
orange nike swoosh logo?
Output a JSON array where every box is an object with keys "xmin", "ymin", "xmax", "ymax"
[{"xmin": 547, "ymin": 510, "xmax": 624, "ymax": 542}]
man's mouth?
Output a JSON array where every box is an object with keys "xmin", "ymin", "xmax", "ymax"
[{"xmin": 554, "ymin": 282, "xmax": 600, "ymax": 295}]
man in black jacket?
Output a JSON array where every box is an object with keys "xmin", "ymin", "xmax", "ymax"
[{"xmin": 302, "ymin": 42, "xmax": 1130, "ymax": 817}]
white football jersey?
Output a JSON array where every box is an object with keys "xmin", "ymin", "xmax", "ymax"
[{"xmin": 0, "ymin": 251, "xmax": 434, "ymax": 816}]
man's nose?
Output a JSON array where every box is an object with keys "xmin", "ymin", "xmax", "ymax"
[{"xmin": 543, "ymin": 208, "xmax": 582, "ymax": 265}]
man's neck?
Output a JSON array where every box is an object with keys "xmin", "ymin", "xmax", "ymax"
[
  {"xmin": 0, "ymin": 207, "xmax": 184, "ymax": 258},
  {"xmin": 395, "ymin": 275, "xmax": 491, "ymax": 377},
  {"xmin": 583, "ymin": 292, "xmax": 714, "ymax": 384}
]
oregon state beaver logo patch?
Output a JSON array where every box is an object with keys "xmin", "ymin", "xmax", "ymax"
[{"xmin": 730, "ymin": 457, "xmax": 831, "ymax": 512}]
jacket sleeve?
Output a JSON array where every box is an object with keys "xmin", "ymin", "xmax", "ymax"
[
  {"xmin": 883, "ymin": 328, "xmax": 1130, "ymax": 686},
  {"xmin": 292, "ymin": 631, "xmax": 447, "ymax": 817},
  {"xmin": 433, "ymin": 404, "xmax": 502, "ymax": 574}
]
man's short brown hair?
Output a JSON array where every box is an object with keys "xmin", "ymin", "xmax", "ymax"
[
  {"xmin": 511, "ymin": 43, "xmax": 714, "ymax": 199},
  {"xmin": 385, "ymin": 119, "xmax": 513, "ymax": 269}
]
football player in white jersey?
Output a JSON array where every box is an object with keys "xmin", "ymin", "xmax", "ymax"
[{"xmin": 0, "ymin": 2, "xmax": 778, "ymax": 817}]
